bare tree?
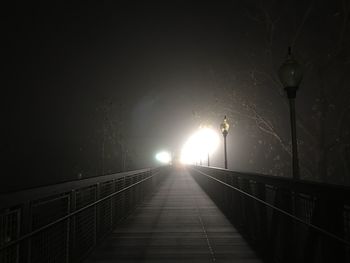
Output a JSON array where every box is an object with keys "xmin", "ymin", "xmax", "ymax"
[
  {"xmin": 96, "ymin": 99, "xmax": 130, "ymax": 174},
  {"xmin": 194, "ymin": 0, "xmax": 350, "ymax": 184}
]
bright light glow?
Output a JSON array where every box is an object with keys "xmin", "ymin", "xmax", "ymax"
[
  {"xmin": 155, "ymin": 151, "xmax": 172, "ymax": 164},
  {"xmin": 180, "ymin": 127, "xmax": 220, "ymax": 164}
]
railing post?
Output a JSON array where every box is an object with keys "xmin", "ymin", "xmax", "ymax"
[
  {"xmin": 305, "ymin": 198, "xmax": 345, "ymax": 262},
  {"xmin": 323, "ymin": 200, "xmax": 344, "ymax": 261},
  {"xmin": 20, "ymin": 201, "xmax": 32, "ymax": 263},
  {"xmin": 65, "ymin": 192, "xmax": 72, "ymax": 263},
  {"xmin": 122, "ymin": 177, "xmax": 126, "ymax": 217},
  {"xmin": 111, "ymin": 180, "xmax": 115, "ymax": 228},
  {"xmin": 241, "ymin": 179, "xmax": 253, "ymax": 240},
  {"xmin": 69, "ymin": 190, "xmax": 76, "ymax": 262},
  {"xmin": 256, "ymin": 182, "xmax": 268, "ymax": 260},
  {"xmin": 271, "ymin": 188, "xmax": 294, "ymax": 263},
  {"xmin": 95, "ymin": 183, "xmax": 99, "ymax": 245},
  {"xmin": 231, "ymin": 176, "xmax": 240, "ymax": 226},
  {"xmin": 227, "ymin": 175, "xmax": 234, "ymax": 220},
  {"xmin": 223, "ymin": 174, "xmax": 229, "ymax": 214}
]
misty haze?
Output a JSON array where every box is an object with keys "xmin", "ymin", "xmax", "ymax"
[{"xmin": 2, "ymin": 1, "xmax": 349, "ymax": 262}]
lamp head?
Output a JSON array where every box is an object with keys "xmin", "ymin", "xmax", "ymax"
[
  {"xmin": 220, "ymin": 116, "xmax": 229, "ymax": 135},
  {"xmin": 278, "ymin": 47, "xmax": 303, "ymax": 98}
]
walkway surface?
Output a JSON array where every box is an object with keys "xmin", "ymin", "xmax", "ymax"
[{"xmin": 85, "ymin": 169, "xmax": 262, "ymax": 262}]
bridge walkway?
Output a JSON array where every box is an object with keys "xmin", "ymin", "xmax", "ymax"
[{"xmin": 85, "ymin": 169, "xmax": 262, "ymax": 263}]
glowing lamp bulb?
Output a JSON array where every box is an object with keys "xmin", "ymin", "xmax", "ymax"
[
  {"xmin": 155, "ymin": 151, "xmax": 171, "ymax": 164},
  {"xmin": 180, "ymin": 127, "xmax": 220, "ymax": 164}
]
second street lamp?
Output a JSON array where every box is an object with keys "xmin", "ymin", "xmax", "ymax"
[
  {"xmin": 278, "ymin": 47, "xmax": 303, "ymax": 180},
  {"xmin": 220, "ymin": 116, "xmax": 230, "ymax": 169}
]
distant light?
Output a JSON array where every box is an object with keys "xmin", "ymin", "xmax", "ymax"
[
  {"xmin": 155, "ymin": 151, "xmax": 172, "ymax": 164},
  {"xmin": 180, "ymin": 127, "xmax": 220, "ymax": 164}
]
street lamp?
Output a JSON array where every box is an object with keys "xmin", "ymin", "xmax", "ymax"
[
  {"xmin": 278, "ymin": 47, "xmax": 303, "ymax": 180},
  {"xmin": 220, "ymin": 116, "xmax": 230, "ymax": 169}
]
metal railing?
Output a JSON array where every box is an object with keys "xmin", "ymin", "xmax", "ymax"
[
  {"xmin": 0, "ymin": 166, "xmax": 169, "ymax": 263},
  {"xmin": 189, "ymin": 166, "xmax": 350, "ymax": 263}
]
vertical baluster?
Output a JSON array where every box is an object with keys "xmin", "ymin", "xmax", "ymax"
[
  {"xmin": 69, "ymin": 190, "xmax": 76, "ymax": 262},
  {"xmin": 256, "ymin": 182, "xmax": 268, "ymax": 261}
]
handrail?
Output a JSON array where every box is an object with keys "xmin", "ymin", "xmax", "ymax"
[
  {"xmin": 193, "ymin": 165, "xmax": 350, "ymax": 200},
  {"xmin": 0, "ymin": 168, "xmax": 154, "ymax": 209},
  {"xmin": 0, "ymin": 171, "xmax": 159, "ymax": 252},
  {"xmin": 192, "ymin": 167, "xmax": 350, "ymax": 247}
]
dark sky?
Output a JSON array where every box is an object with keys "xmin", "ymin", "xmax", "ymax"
[
  {"xmin": 6, "ymin": 1, "xmax": 249, "ymax": 155},
  {"xmin": 7, "ymin": 3, "xmax": 220, "ymax": 125},
  {"xmin": 4, "ymin": 0, "xmax": 349, "ymax": 190}
]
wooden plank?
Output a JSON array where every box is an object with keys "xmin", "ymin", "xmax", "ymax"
[{"xmin": 84, "ymin": 169, "xmax": 262, "ymax": 263}]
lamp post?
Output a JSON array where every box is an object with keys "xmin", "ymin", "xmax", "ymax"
[
  {"xmin": 278, "ymin": 47, "xmax": 303, "ymax": 180},
  {"xmin": 220, "ymin": 116, "xmax": 230, "ymax": 169}
]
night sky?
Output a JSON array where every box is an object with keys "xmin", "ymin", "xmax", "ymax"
[{"xmin": 4, "ymin": 1, "xmax": 350, "ymax": 192}]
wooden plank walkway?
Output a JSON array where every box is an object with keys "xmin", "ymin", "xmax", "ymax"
[{"xmin": 84, "ymin": 169, "xmax": 262, "ymax": 263}]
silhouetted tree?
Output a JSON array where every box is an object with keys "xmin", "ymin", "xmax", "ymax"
[{"xmin": 194, "ymin": 0, "xmax": 350, "ymax": 184}]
